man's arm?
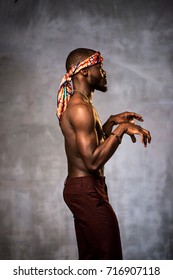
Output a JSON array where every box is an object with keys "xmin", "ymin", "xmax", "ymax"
[{"xmin": 70, "ymin": 105, "xmax": 151, "ymax": 172}]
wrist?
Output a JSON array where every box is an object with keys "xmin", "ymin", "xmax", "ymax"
[
  {"xmin": 120, "ymin": 123, "xmax": 128, "ymax": 133},
  {"xmin": 110, "ymin": 124, "xmax": 126, "ymax": 144},
  {"xmin": 110, "ymin": 132, "xmax": 122, "ymax": 144},
  {"xmin": 113, "ymin": 123, "xmax": 127, "ymax": 137},
  {"xmin": 109, "ymin": 115, "xmax": 116, "ymax": 126}
]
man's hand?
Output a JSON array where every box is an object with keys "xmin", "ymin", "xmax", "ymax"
[
  {"xmin": 111, "ymin": 111, "xmax": 144, "ymax": 125},
  {"xmin": 103, "ymin": 111, "xmax": 150, "ymax": 145},
  {"xmin": 121, "ymin": 123, "xmax": 151, "ymax": 148}
]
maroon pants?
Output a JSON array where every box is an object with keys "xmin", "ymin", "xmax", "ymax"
[{"xmin": 63, "ymin": 176, "xmax": 123, "ymax": 260}]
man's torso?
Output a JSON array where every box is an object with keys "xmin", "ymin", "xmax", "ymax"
[{"xmin": 60, "ymin": 95, "xmax": 104, "ymax": 177}]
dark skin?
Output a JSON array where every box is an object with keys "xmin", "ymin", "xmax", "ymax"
[{"xmin": 60, "ymin": 58, "xmax": 151, "ymax": 177}]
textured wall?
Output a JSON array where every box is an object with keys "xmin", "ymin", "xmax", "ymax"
[{"xmin": 0, "ymin": 0, "xmax": 173, "ymax": 259}]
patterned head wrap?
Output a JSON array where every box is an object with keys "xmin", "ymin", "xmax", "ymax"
[{"xmin": 56, "ymin": 51, "xmax": 104, "ymax": 122}]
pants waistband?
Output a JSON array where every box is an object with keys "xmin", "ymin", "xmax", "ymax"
[{"xmin": 65, "ymin": 175, "xmax": 106, "ymax": 185}]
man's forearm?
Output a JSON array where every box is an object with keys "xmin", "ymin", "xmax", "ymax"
[{"xmin": 85, "ymin": 124, "xmax": 125, "ymax": 172}]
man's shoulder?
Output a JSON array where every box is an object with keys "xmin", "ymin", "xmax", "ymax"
[
  {"xmin": 61, "ymin": 99, "xmax": 94, "ymax": 129},
  {"xmin": 68, "ymin": 98, "xmax": 93, "ymax": 117}
]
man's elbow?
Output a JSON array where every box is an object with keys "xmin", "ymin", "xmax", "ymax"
[{"xmin": 85, "ymin": 161, "xmax": 103, "ymax": 173}]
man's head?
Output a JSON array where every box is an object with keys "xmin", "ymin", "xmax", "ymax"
[
  {"xmin": 66, "ymin": 48, "xmax": 96, "ymax": 72},
  {"xmin": 66, "ymin": 48, "xmax": 107, "ymax": 93},
  {"xmin": 57, "ymin": 48, "xmax": 107, "ymax": 121}
]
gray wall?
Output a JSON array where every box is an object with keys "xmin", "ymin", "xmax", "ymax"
[{"xmin": 0, "ymin": 0, "xmax": 173, "ymax": 259}]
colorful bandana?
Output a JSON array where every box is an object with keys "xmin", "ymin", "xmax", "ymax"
[{"xmin": 56, "ymin": 51, "xmax": 104, "ymax": 122}]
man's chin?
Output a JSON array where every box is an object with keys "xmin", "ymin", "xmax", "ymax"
[
  {"xmin": 96, "ymin": 85, "xmax": 108, "ymax": 92},
  {"xmin": 100, "ymin": 85, "xmax": 108, "ymax": 92},
  {"xmin": 103, "ymin": 85, "xmax": 108, "ymax": 92}
]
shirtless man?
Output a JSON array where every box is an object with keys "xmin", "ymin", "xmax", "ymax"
[{"xmin": 57, "ymin": 48, "xmax": 151, "ymax": 260}]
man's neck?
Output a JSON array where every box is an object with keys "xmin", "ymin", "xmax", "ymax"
[{"xmin": 73, "ymin": 89, "xmax": 93, "ymax": 105}]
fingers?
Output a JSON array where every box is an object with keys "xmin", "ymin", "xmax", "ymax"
[
  {"xmin": 125, "ymin": 113, "xmax": 152, "ymax": 148},
  {"xmin": 126, "ymin": 112, "xmax": 144, "ymax": 124},
  {"xmin": 130, "ymin": 135, "xmax": 136, "ymax": 143},
  {"xmin": 141, "ymin": 134, "xmax": 148, "ymax": 148},
  {"xmin": 139, "ymin": 127, "xmax": 152, "ymax": 148},
  {"xmin": 133, "ymin": 113, "xmax": 144, "ymax": 122},
  {"xmin": 129, "ymin": 119, "xmax": 135, "ymax": 124},
  {"xmin": 126, "ymin": 124, "xmax": 151, "ymax": 148},
  {"xmin": 142, "ymin": 128, "xmax": 152, "ymax": 144}
]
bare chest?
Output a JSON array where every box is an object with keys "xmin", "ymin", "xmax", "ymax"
[{"xmin": 92, "ymin": 107, "xmax": 104, "ymax": 143}]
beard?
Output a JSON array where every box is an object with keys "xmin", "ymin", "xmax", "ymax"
[{"xmin": 90, "ymin": 74, "xmax": 107, "ymax": 92}]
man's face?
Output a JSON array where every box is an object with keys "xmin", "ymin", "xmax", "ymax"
[{"xmin": 88, "ymin": 63, "xmax": 107, "ymax": 92}]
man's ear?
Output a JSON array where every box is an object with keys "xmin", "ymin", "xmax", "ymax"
[{"xmin": 79, "ymin": 69, "xmax": 88, "ymax": 77}]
